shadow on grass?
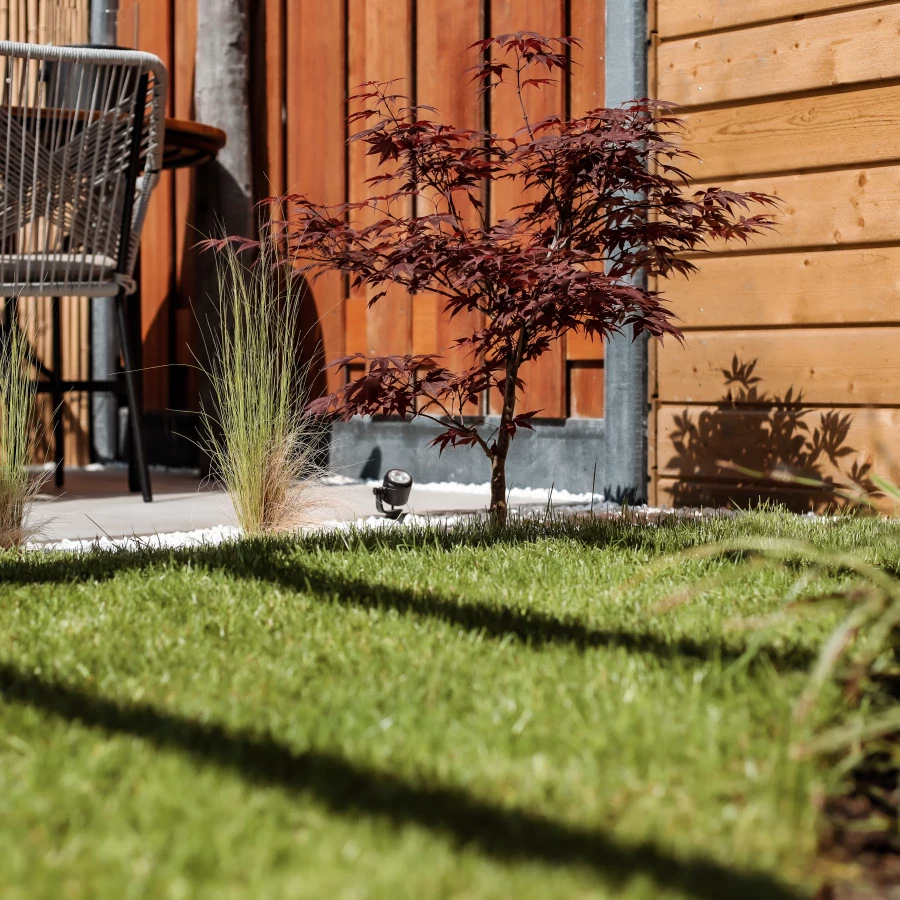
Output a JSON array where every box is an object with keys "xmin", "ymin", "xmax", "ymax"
[
  {"xmin": 0, "ymin": 661, "xmax": 804, "ymax": 900},
  {"xmin": 0, "ymin": 540, "xmax": 817, "ymax": 672}
]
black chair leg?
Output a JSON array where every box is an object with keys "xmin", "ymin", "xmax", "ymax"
[
  {"xmin": 114, "ymin": 288, "xmax": 152, "ymax": 502},
  {"xmin": 51, "ymin": 296, "xmax": 64, "ymax": 488}
]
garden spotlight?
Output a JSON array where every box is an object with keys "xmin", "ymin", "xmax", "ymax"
[{"xmin": 374, "ymin": 469, "xmax": 413, "ymax": 519}]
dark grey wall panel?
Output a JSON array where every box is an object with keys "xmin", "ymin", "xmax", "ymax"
[{"xmin": 330, "ymin": 417, "xmax": 605, "ymax": 495}]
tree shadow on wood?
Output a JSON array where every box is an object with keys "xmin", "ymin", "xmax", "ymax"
[
  {"xmin": 665, "ymin": 356, "xmax": 875, "ymax": 512},
  {"xmin": 0, "ymin": 660, "xmax": 804, "ymax": 900}
]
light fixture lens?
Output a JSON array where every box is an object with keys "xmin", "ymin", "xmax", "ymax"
[{"xmin": 385, "ymin": 468, "xmax": 412, "ymax": 487}]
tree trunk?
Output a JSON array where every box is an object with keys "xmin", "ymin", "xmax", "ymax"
[
  {"xmin": 193, "ymin": 0, "xmax": 253, "ymax": 474},
  {"xmin": 489, "ymin": 335, "xmax": 525, "ymax": 526},
  {"xmin": 490, "ymin": 447, "xmax": 508, "ymax": 527}
]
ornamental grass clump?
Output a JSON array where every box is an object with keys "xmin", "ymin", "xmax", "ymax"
[
  {"xmin": 0, "ymin": 314, "xmax": 43, "ymax": 548},
  {"xmin": 199, "ymin": 234, "xmax": 324, "ymax": 536}
]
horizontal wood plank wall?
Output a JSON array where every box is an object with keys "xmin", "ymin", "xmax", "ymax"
[
  {"xmin": 657, "ymin": 0, "xmax": 869, "ymax": 38},
  {"xmin": 659, "ymin": 6, "xmax": 900, "ymax": 107},
  {"xmin": 652, "ymin": 0, "xmax": 900, "ymax": 511}
]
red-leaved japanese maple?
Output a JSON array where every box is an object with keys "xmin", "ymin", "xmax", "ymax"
[{"xmin": 277, "ymin": 32, "xmax": 777, "ymax": 523}]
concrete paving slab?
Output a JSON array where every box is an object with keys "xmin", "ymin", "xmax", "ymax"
[{"xmin": 27, "ymin": 468, "xmax": 558, "ymax": 542}]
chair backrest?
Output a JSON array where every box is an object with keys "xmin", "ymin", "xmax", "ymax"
[{"xmin": 0, "ymin": 41, "xmax": 166, "ymax": 297}]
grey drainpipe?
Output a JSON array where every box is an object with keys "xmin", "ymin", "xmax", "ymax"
[
  {"xmin": 89, "ymin": 1, "xmax": 120, "ymax": 460},
  {"xmin": 604, "ymin": 0, "xmax": 649, "ymax": 503}
]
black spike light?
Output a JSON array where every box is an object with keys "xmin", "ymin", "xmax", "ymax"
[{"xmin": 373, "ymin": 469, "xmax": 413, "ymax": 519}]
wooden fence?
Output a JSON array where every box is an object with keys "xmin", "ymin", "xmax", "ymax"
[
  {"xmin": 15, "ymin": 0, "xmax": 900, "ymax": 503},
  {"xmin": 129, "ymin": 0, "xmax": 607, "ymax": 438},
  {"xmin": 0, "ymin": 0, "xmax": 91, "ymax": 465},
  {"xmin": 650, "ymin": 0, "xmax": 900, "ymax": 509}
]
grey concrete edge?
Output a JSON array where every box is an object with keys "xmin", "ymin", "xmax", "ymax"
[{"xmin": 329, "ymin": 417, "xmax": 606, "ymax": 496}]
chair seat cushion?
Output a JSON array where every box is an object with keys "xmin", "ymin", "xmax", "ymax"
[{"xmin": 0, "ymin": 253, "xmax": 127, "ymax": 296}]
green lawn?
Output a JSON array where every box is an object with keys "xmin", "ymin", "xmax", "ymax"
[{"xmin": 1, "ymin": 511, "xmax": 893, "ymax": 899}]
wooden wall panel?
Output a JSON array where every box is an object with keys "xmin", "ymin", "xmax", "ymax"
[
  {"xmin": 659, "ymin": 6, "xmax": 900, "ymax": 107},
  {"xmin": 665, "ymin": 247, "xmax": 900, "ymax": 328},
  {"xmin": 263, "ymin": 0, "xmax": 286, "ymax": 197},
  {"xmin": 565, "ymin": 0, "xmax": 605, "ymax": 416},
  {"xmin": 61, "ymin": 297, "xmax": 89, "ymax": 463},
  {"xmin": 655, "ymin": 479, "xmax": 899, "ymax": 514},
  {"xmin": 287, "ymin": 0, "xmax": 346, "ymax": 393},
  {"xmin": 6, "ymin": 1, "xmax": 92, "ymax": 464},
  {"xmin": 416, "ymin": 0, "xmax": 483, "ymax": 385},
  {"xmin": 657, "ymin": 405, "xmax": 900, "ymax": 483},
  {"xmin": 127, "ymin": 0, "xmax": 174, "ymax": 411},
  {"xmin": 348, "ymin": 0, "xmax": 413, "ymax": 360},
  {"xmin": 570, "ymin": 0, "xmax": 605, "ymax": 116},
  {"xmin": 652, "ymin": 0, "xmax": 900, "ymax": 508},
  {"xmin": 679, "ymin": 84, "xmax": 900, "ymax": 181},
  {"xmin": 568, "ymin": 362, "xmax": 604, "ymax": 419},
  {"xmin": 566, "ymin": 329, "xmax": 605, "ymax": 360},
  {"xmin": 658, "ymin": 328, "xmax": 900, "ymax": 406},
  {"xmin": 657, "ymin": 0, "xmax": 866, "ymax": 39},
  {"xmin": 173, "ymin": 0, "xmax": 198, "ymax": 410},
  {"xmin": 490, "ymin": 0, "xmax": 567, "ymax": 418},
  {"xmin": 66, "ymin": 0, "xmax": 609, "ymax": 465},
  {"xmin": 695, "ymin": 167, "xmax": 900, "ymax": 252}
]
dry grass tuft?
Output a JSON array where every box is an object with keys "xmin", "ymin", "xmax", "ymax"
[
  {"xmin": 0, "ymin": 311, "xmax": 45, "ymax": 548},
  {"xmin": 198, "ymin": 231, "xmax": 327, "ymax": 537}
]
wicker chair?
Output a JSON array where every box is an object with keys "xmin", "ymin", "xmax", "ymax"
[{"xmin": 0, "ymin": 41, "xmax": 167, "ymax": 502}]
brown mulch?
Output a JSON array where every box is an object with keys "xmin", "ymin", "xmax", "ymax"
[{"xmin": 815, "ymin": 746, "xmax": 900, "ymax": 899}]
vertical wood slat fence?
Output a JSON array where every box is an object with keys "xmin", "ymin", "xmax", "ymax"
[
  {"xmin": 127, "ymin": 0, "xmax": 607, "ymax": 441},
  {"xmin": 0, "ymin": 0, "xmax": 90, "ymax": 466}
]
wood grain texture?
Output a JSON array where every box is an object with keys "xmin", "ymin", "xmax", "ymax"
[
  {"xmin": 133, "ymin": 0, "xmax": 174, "ymax": 411},
  {"xmin": 263, "ymin": 0, "xmax": 285, "ymax": 196},
  {"xmin": 61, "ymin": 296, "xmax": 89, "ymax": 464},
  {"xmin": 657, "ymin": 0, "xmax": 868, "ymax": 39},
  {"xmin": 570, "ymin": 0, "xmax": 605, "ymax": 116},
  {"xmin": 655, "ymin": 477, "xmax": 899, "ymax": 513},
  {"xmin": 656, "ymin": 403, "xmax": 900, "ymax": 483},
  {"xmin": 5, "ymin": 3, "xmax": 90, "ymax": 462},
  {"xmin": 287, "ymin": 0, "xmax": 347, "ymax": 392},
  {"xmin": 489, "ymin": 0, "xmax": 566, "ymax": 418},
  {"xmin": 695, "ymin": 167, "xmax": 900, "ymax": 252},
  {"xmin": 566, "ymin": 328, "xmax": 604, "ymax": 360},
  {"xmin": 173, "ymin": 0, "xmax": 198, "ymax": 411},
  {"xmin": 412, "ymin": 293, "xmax": 439, "ymax": 356},
  {"xmin": 416, "ymin": 0, "xmax": 483, "ymax": 385},
  {"xmin": 567, "ymin": 0, "xmax": 605, "ymax": 372},
  {"xmin": 658, "ymin": 327, "xmax": 900, "ymax": 406},
  {"xmin": 568, "ymin": 361, "xmax": 604, "ymax": 418},
  {"xmin": 348, "ymin": 0, "xmax": 413, "ymax": 360},
  {"xmin": 664, "ymin": 247, "xmax": 900, "ymax": 328},
  {"xmin": 678, "ymin": 84, "xmax": 900, "ymax": 181},
  {"xmin": 174, "ymin": 0, "xmax": 197, "ymax": 284},
  {"xmin": 345, "ymin": 296, "xmax": 368, "ymax": 357},
  {"xmin": 660, "ymin": 6, "xmax": 900, "ymax": 108}
]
